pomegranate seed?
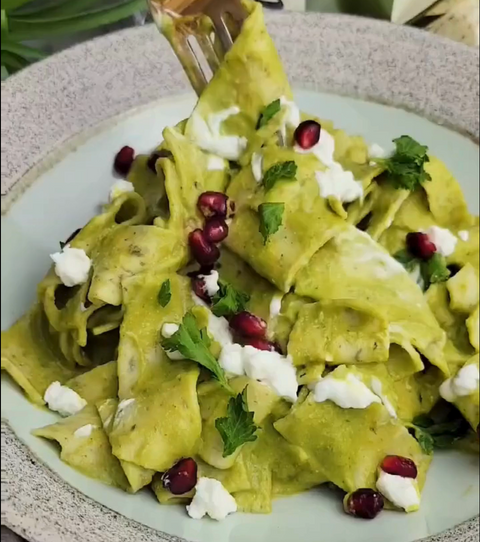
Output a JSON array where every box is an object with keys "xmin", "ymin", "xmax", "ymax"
[
  {"xmin": 197, "ymin": 192, "xmax": 229, "ymax": 219},
  {"xmin": 191, "ymin": 275, "xmax": 211, "ymax": 303},
  {"xmin": 381, "ymin": 456, "xmax": 418, "ymax": 479},
  {"xmin": 230, "ymin": 311, "xmax": 267, "ymax": 339},
  {"xmin": 344, "ymin": 489, "xmax": 385, "ymax": 520},
  {"xmin": 162, "ymin": 458, "xmax": 197, "ymax": 495},
  {"xmin": 114, "ymin": 146, "xmax": 135, "ymax": 176},
  {"xmin": 407, "ymin": 232, "xmax": 437, "ymax": 260},
  {"xmin": 189, "ymin": 229, "xmax": 220, "ymax": 266},
  {"xmin": 294, "ymin": 120, "xmax": 321, "ymax": 150},
  {"xmin": 204, "ymin": 218, "xmax": 229, "ymax": 243},
  {"xmin": 243, "ymin": 337, "xmax": 277, "ymax": 352}
]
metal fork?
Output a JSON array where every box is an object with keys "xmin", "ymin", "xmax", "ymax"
[{"xmin": 148, "ymin": 0, "xmax": 248, "ymax": 96}]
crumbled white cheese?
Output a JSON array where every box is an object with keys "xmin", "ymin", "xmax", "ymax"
[
  {"xmin": 316, "ymin": 163, "xmax": 364, "ymax": 203},
  {"xmin": 207, "ymin": 155, "xmax": 226, "ymax": 171},
  {"xmin": 44, "ymin": 382, "xmax": 87, "ymax": 417},
  {"xmin": 199, "ymin": 270, "xmax": 220, "ymax": 297},
  {"xmin": 295, "ymin": 129, "xmax": 336, "ymax": 168},
  {"xmin": 279, "ymin": 97, "xmax": 301, "ymax": 129},
  {"xmin": 242, "ymin": 347, "xmax": 298, "ymax": 403},
  {"xmin": 162, "ymin": 323, "xmax": 179, "ymax": 338},
  {"xmin": 73, "ymin": 424, "xmax": 95, "ymax": 438},
  {"xmin": 218, "ymin": 343, "xmax": 246, "ymax": 376},
  {"xmin": 218, "ymin": 344, "xmax": 298, "ymax": 402},
  {"xmin": 251, "ymin": 152, "xmax": 264, "ymax": 183},
  {"xmin": 207, "ymin": 313, "xmax": 234, "ymax": 348},
  {"xmin": 312, "ymin": 373, "xmax": 381, "ymax": 409},
  {"xmin": 187, "ymin": 477, "xmax": 237, "ymax": 521},
  {"xmin": 50, "ymin": 245, "xmax": 91, "ymax": 287},
  {"xmin": 376, "ymin": 471, "xmax": 420, "ymax": 512},
  {"xmin": 370, "ymin": 377, "xmax": 397, "ymax": 418},
  {"xmin": 189, "ymin": 107, "xmax": 247, "ymax": 160},
  {"xmin": 440, "ymin": 363, "xmax": 480, "ymax": 402},
  {"xmin": 368, "ymin": 143, "xmax": 388, "ymax": 160},
  {"xmin": 269, "ymin": 294, "xmax": 283, "ymax": 320},
  {"xmin": 109, "ymin": 180, "xmax": 134, "ymax": 202},
  {"xmin": 424, "ymin": 226, "xmax": 458, "ymax": 257},
  {"xmin": 458, "ymin": 230, "xmax": 470, "ymax": 242}
]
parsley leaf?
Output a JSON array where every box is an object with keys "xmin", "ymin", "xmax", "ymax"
[
  {"xmin": 158, "ymin": 279, "xmax": 172, "ymax": 307},
  {"xmin": 412, "ymin": 410, "xmax": 470, "ymax": 450},
  {"xmin": 394, "ymin": 249, "xmax": 418, "ymax": 273},
  {"xmin": 263, "ymin": 161, "xmax": 297, "ymax": 192},
  {"xmin": 257, "ymin": 99, "xmax": 281, "ymax": 129},
  {"xmin": 162, "ymin": 312, "xmax": 230, "ymax": 390},
  {"xmin": 408, "ymin": 425, "xmax": 435, "ymax": 455},
  {"xmin": 378, "ymin": 136, "xmax": 432, "ymax": 191},
  {"xmin": 215, "ymin": 388, "xmax": 258, "ymax": 457},
  {"xmin": 211, "ymin": 281, "xmax": 250, "ymax": 318},
  {"xmin": 259, "ymin": 203, "xmax": 285, "ymax": 244},
  {"xmin": 394, "ymin": 249, "xmax": 450, "ymax": 291},
  {"xmin": 421, "ymin": 253, "xmax": 451, "ymax": 286}
]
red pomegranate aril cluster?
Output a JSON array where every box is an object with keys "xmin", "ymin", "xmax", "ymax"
[
  {"xmin": 189, "ymin": 192, "xmax": 234, "ymax": 267},
  {"xmin": 191, "ymin": 275, "xmax": 210, "ymax": 303},
  {"xmin": 197, "ymin": 192, "xmax": 230, "ymax": 219},
  {"xmin": 189, "ymin": 230, "xmax": 221, "ymax": 267},
  {"xmin": 204, "ymin": 218, "xmax": 229, "ymax": 243},
  {"xmin": 162, "ymin": 457, "xmax": 198, "ymax": 495},
  {"xmin": 381, "ymin": 455, "xmax": 418, "ymax": 479},
  {"xmin": 406, "ymin": 232, "xmax": 437, "ymax": 260},
  {"xmin": 294, "ymin": 120, "xmax": 321, "ymax": 150},
  {"xmin": 243, "ymin": 337, "xmax": 278, "ymax": 352},
  {"xmin": 230, "ymin": 311, "xmax": 267, "ymax": 339},
  {"xmin": 114, "ymin": 146, "xmax": 135, "ymax": 177},
  {"xmin": 345, "ymin": 489, "xmax": 385, "ymax": 520}
]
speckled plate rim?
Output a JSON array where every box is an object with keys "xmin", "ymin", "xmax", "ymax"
[{"xmin": 1, "ymin": 9, "xmax": 479, "ymax": 542}]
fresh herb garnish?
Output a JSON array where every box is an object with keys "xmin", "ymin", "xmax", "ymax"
[
  {"xmin": 215, "ymin": 388, "xmax": 258, "ymax": 457},
  {"xmin": 259, "ymin": 203, "xmax": 285, "ymax": 244},
  {"xmin": 394, "ymin": 249, "xmax": 450, "ymax": 290},
  {"xmin": 263, "ymin": 161, "xmax": 297, "ymax": 192},
  {"xmin": 211, "ymin": 281, "xmax": 250, "ymax": 318},
  {"xmin": 422, "ymin": 253, "xmax": 451, "ymax": 285},
  {"xmin": 376, "ymin": 136, "xmax": 432, "ymax": 191},
  {"xmin": 394, "ymin": 249, "xmax": 418, "ymax": 273},
  {"xmin": 158, "ymin": 279, "xmax": 172, "ymax": 307},
  {"xmin": 257, "ymin": 99, "xmax": 281, "ymax": 129},
  {"xmin": 408, "ymin": 425, "xmax": 435, "ymax": 455},
  {"xmin": 412, "ymin": 408, "xmax": 471, "ymax": 450},
  {"xmin": 162, "ymin": 312, "xmax": 230, "ymax": 390}
]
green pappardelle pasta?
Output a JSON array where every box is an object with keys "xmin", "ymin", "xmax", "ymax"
[{"xmin": 2, "ymin": 0, "xmax": 479, "ymax": 524}]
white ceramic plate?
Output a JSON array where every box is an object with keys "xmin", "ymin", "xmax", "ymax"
[{"xmin": 1, "ymin": 10, "xmax": 479, "ymax": 542}]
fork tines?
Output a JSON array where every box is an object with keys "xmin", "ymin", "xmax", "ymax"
[{"xmin": 149, "ymin": 0, "xmax": 248, "ymax": 95}]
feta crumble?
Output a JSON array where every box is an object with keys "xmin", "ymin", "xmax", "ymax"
[
  {"xmin": 424, "ymin": 226, "xmax": 458, "ymax": 257},
  {"xmin": 50, "ymin": 245, "xmax": 91, "ymax": 287},
  {"xmin": 440, "ymin": 363, "xmax": 480, "ymax": 402},
  {"xmin": 315, "ymin": 163, "xmax": 364, "ymax": 203},
  {"xmin": 187, "ymin": 477, "xmax": 237, "ymax": 521},
  {"xmin": 189, "ymin": 107, "xmax": 247, "ymax": 160},
  {"xmin": 109, "ymin": 180, "xmax": 134, "ymax": 202},
  {"xmin": 376, "ymin": 471, "xmax": 420, "ymax": 512},
  {"xmin": 44, "ymin": 382, "xmax": 87, "ymax": 417},
  {"xmin": 312, "ymin": 373, "xmax": 381, "ymax": 409}
]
